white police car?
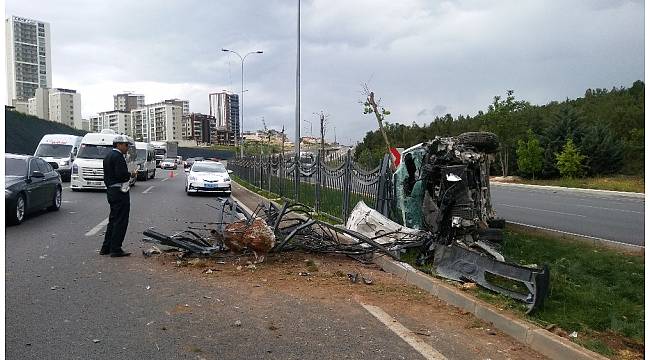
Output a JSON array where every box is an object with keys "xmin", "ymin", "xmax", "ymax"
[{"xmin": 185, "ymin": 161, "xmax": 232, "ymax": 195}]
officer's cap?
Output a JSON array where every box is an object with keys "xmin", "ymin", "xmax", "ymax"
[{"xmin": 113, "ymin": 135, "xmax": 129, "ymax": 144}]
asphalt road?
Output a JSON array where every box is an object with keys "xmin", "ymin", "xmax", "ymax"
[
  {"xmin": 491, "ymin": 183, "xmax": 645, "ymax": 246},
  {"xmin": 6, "ymin": 169, "xmax": 543, "ymax": 360}
]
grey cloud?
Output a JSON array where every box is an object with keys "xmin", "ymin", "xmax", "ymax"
[{"xmin": 6, "ymin": 0, "xmax": 644, "ymax": 144}]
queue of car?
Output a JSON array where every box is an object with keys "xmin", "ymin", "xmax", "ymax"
[{"xmin": 6, "ymin": 129, "xmax": 235, "ymax": 226}]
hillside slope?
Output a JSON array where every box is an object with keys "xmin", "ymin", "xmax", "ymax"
[{"xmin": 5, "ymin": 108, "xmax": 87, "ymax": 155}]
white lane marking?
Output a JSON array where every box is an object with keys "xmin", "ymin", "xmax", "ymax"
[
  {"xmin": 142, "ymin": 186, "xmax": 155, "ymax": 194},
  {"xmin": 64, "ymin": 186, "xmax": 71, "ymax": 189},
  {"xmin": 85, "ymin": 218, "xmax": 109, "ymax": 236},
  {"xmin": 359, "ymin": 303, "xmax": 447, "ymax": 360},
  {"xmin": 571, "ymin": 203, "xmax": 644, "ymax": 215},
  {"xmin": 161, "ymin": 178, "xmax": 169, "ymax": 182},
  {"xmin": 508, "ymin": 221, "xmax": 645, "ymax": 249},
  {"xmin": 495, "ymin": 203, "xmax": 586, "ymax": 218}
]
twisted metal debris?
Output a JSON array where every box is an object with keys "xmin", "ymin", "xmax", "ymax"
[{"xmin": 142, "ymin": 132, "xmax": 549, "ymax": 313}]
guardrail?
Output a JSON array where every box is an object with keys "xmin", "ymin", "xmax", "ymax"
[{"xmin": 227, "ymin": 151, "xmax": 392, "ymax": 222}]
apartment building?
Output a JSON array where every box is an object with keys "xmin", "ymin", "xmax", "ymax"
[
  {"xmin": 27, "ymin": 87, "xmax": 50, "ymax": 119},
  {"xmin": 114, "ymin": 92, "xmax": 145, "ymax": 112},
  {"xmin": 163, "ymin": 98, "xmax": 189, "ymax": 115},
  {"xmin": 130, "ymin": 102, "xmax": 182, "ymax": 142},
  {"xmin": 49, "ymin": 88, "xmax": 82, "ymax": 129},
  {"xmin": 5, "ymin": 15, "xmax": 52, "ymax": 103},
  {"xmin": 89, "ymin": 110, "xmax": 132, "ymax": 135},
  {"xmin": 185, "ymin": 113, "xmax": 216, "ymax": 144}
]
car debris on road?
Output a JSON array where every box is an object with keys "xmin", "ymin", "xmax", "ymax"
[{"xmin": 142, "ymin": 132, "xmax": 550, "ymax": 313}]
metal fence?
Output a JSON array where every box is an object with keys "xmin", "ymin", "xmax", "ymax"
[{"xmin": 227, "ymin": 150, "xmax": 392, "ymax": 223}]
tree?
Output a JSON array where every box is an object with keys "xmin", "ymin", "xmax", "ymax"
[
  {"xmin": 579, "ymin": 123, "xmax": 623, "ymax": 176},
  {"xmin": 480, "ymin": 90, "xmax": 530, "ymax": 177},
  {"xmin": 555, "ymin": 139, "xmax": 586, "ymax": 178},
  {"xmin": 539, "ymin": 106, "xmax": 584, "ymax": 178},
  {"xmin": 516, "ymin": 130, "xmax": 544, "ymax": 179}
]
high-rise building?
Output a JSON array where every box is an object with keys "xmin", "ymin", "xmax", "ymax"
[
  {"xmin": 5, "ymin": 15, "xmax": 52, "ymax": 103},
  {"xmin": 209, "ymin": 91, "xmax": 239, "ymax": 145},
  {"xmin": 114, "ymin": 92, "xmax": 145, "ymax": 112},
  {"xmin": 130, "ymin": 102, "xmax": 182, "ymax": 142},
  {"xmin": 49, "ymin": 88, "xmax": 82, "ymax": 129}
]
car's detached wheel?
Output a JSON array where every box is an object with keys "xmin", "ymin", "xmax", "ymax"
[
  {"xmin": 48, "ymin": 186, "xmax": 62, "ymax": 211},
  {"xmin": 9, "ymin": 193, "xmax": 26, "ymax": 225}
]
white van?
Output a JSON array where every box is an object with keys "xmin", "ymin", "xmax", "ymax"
[
  {"xmin": 34, "ymin": 134, "xmax": 82, "ymax": 181},
  {"xmin": 135, "ymin": 142, "xmax": 156, "ymax": 181},
  {"xmin": 71, "ymin": 129, "xmax": 137, "ymax": 191}
]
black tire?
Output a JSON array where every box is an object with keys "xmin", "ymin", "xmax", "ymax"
[
  {"xmin": 48, "ymin": 186, "xmax": 62, "ymax": 211},
  {"xmin": 456, "ymin": 132, "xmax": 499, "ymax": 153},
  {"xmin": 478, "ymin": 228, "xmax": 503, "ymax": 242},
  {"xmin": 488, "ymin": 218, "xmax": 506, "ymax": 229},
  {"xmin": 8, "ymin": 193, "xmax": 26, "ymax": 225}
]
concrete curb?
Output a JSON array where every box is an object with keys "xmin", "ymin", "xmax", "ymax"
[
  {"xmin": 374, "ymin": 255, "xmax": 608, "ymax": 360},
  {"xmin": 491, "ymin": 181, "xmax": 645, "ymax": 199},
  {"xmin": 230, "ymin": 181, "xmax": 609, "ymax": 360}
]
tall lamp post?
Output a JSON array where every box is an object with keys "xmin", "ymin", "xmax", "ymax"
[{"xmin": 221, "ymin": 48, "xmax": 263, "ymax": 158}]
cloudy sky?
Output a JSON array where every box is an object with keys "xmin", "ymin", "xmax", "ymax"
[{"xmin": 5, "ymin": 0, "xmax": 644, "ymax": 144}]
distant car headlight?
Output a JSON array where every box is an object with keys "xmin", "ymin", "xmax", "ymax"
[
  {"xmin": 224, "ymin": 178, "xmax": 231, "ymax": 182},
  {"xmin": 59, "ymin": 159, "xmax": 70, "ymax": 166},
  {"xmin": 72, "ymin": 163, "xmax": 78, "ymax": 174}
]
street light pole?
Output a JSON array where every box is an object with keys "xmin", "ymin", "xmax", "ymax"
[{"xmin": 221, "ymin": 48, "xmax": 263, "ymax": 158}]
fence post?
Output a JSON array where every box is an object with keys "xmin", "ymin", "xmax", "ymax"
[
  {"xmin": 342, "ymin": 149, "xmax": 352, "ymax": 220},
  {"xmin": 279, "ymin": 155, "xmax": 284, "ymax": 198},
  {"xmin": 315, "ymin": 150, "xmax": 321, "ymax": 212},
  {"xmin": 260, "ymin": 155, "xmax": 264, "ymax": 190},
  {"xmin": 294, "ymin": 154, "xmax": 300, "ymax": 201},
  {"xmin": 267, "ymin": 155, "xmax": 271, "ymax": 195}
]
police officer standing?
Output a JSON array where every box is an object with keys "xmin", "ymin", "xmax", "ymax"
[{"xmin": 100, "ymin": 135, "xmax": 135, "ymax": 257}]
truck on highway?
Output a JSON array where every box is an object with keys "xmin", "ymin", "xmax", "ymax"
[
  {"xmin": 71, "ymin": 129, "xmax": 137, "ymax": 191},
  {"xmin": 151, "ymin": 141, "xmax": 178, "ymax": 167},
  {"xmin": 34, "ymin": 134, "xmax": 83, "ymax": 181}
]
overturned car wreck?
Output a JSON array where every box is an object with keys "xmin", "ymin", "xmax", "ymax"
[
  {"xmin": 387, "ymin": 132, "xmax": 549, "ymax": 313},
  {"xmin": 143, "ymin": 132, "xmax": 549, "ymax": 313}
]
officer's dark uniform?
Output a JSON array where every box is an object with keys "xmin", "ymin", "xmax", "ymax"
[{"xmin": 101, "ymin": 146, "xmax": 131, "ymax": 256}]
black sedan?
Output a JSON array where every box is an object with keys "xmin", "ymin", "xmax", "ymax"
[{"xmin": 5, "ymin": 154, "xmax": 63, "ymax": 225}]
